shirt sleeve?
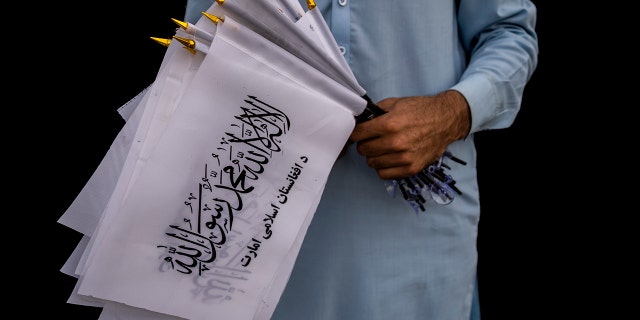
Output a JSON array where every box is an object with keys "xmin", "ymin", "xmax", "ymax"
[{"xmin": 451, "ymin": 0, "xmax": 539, "ymax": 134}]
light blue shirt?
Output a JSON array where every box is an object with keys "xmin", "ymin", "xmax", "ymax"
[{"xmin": 185, "ymin": 1, "xmax": 538, "ymax": 319}]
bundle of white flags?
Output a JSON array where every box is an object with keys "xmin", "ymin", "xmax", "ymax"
[
  {"xmin": 58, "ymin": 1, "xmax": 370, "ymax": 319},
  {"xmin": 58, "ymin": 1, "xmax": 462, "ymax": 319}
]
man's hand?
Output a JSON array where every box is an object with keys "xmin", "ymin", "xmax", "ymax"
[{"xmin": 349, "ymin": 90, "xmax": 471, "ymax": 180}]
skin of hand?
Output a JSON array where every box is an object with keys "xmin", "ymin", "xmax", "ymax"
[{"xmin": 348, "ymin": 90, "xmax": 471, "ymax": 180}]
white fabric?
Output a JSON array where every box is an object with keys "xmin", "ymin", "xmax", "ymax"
[
  {"xmin": 74, "ymin": 15, "xmax": 359, "ymax": 320},
  {"xmin": 207, "ymin": 0, "xmax": 365, "ymax": 95}
]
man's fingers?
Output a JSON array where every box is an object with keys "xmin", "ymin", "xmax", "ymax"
[{"xmin": 349, "ymin": 119, "xmax": 379, "ymax": 143}]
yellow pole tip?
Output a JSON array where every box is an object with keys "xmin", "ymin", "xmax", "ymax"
[
  {"xmin": 172, "ymin": 35, "xmax": 195, "ymax": 48},
  {"xmin": 170, "ymin": 18, "xmax": 189, "ymax": 30},
  {"xmin": 307, "ymin": 0, "xmax": 316, "ymax": 10},
  {"xmin": 201, "ymin": 11, "xmax": 224, "ymax": 25},
  {"xmin": 150, "ymin": 37, "xmax": 171, "ymax": 47}
]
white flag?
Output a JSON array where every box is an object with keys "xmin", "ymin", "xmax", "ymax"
[{"xmin": 76, "ymin": 16, "xmax": 360, "ymax": 320}]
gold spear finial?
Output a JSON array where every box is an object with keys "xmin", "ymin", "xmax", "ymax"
[
  {"xmin": 201, "ymin": 11, "xmax": 224, "ymax": 25},
  {"xmin": 172, "ymin": 35, "xmax": 197, "ymax": 54},
  {"xmin": 170, "ymin": 18, "xmax": 189, "ymax": 31},
  {"xmin": 150, "ymin": 37, "xmax": 172, "ymax": 47},
  {"xmin": 306, "ymin": 0, "xmax": 316, "ymax": 10},
  {"xmin": 216, "ymin": 0, "xmax": 224, "ymax": 5}
]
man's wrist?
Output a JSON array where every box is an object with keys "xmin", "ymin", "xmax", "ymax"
[{"xmin": 443, "ymin": 90, "xmax": 472, "ymax": 141}]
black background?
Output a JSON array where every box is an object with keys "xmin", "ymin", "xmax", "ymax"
[{"xmin": 23, "ymin": 0, "xmax": 612, "ymax": 318}]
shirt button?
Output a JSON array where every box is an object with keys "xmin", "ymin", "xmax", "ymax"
[
  {"xmin": 338, "ymin": 0, "xmax": 347, "ymax": 6},
  {"xmin": 338, "ymin": 46, "xmax": 346, "ymax": 55}
]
